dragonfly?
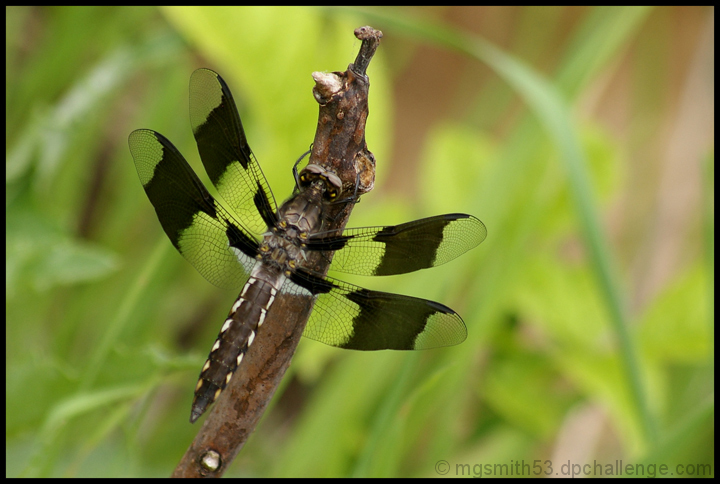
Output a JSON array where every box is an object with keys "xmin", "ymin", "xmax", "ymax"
[{"xmin": 128, "ymin": 68, "xmax": 486, "ymax": 423}]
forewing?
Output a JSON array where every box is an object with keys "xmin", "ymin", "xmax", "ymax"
[
  {"xmin": 189, "ymin": 68, "xmax": 278, "ymax": 234},
  {"xmin": 308, "ymin": 214, "xmax": 486, "ymax": 276}
]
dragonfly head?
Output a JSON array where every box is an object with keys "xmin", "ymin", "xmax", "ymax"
[{"xmin": 298, "ymin": 164, "xmax": 342, "ymax": 201}]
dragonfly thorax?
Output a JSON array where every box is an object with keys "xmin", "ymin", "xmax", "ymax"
[{"xmin": 259, "ymin": 180, "xmax": 326, "ymax": 271}]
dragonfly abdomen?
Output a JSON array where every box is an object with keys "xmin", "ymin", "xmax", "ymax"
[{"xmin": 190, "ymin": 264, "xmax": 285, "ymax": 423}]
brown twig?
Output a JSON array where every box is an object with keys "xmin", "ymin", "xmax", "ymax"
[
  {"xmin": 171, "ymin": 25, "xmax": 382, "ymax": 478},
  {"xmin": 351, "ymin": 26, "xmax": 383, "ymax": 77}
]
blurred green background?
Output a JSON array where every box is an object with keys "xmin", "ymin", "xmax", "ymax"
[{"xmin": 6, "ymin": 6, "xmax": 714, "ymax": 478}]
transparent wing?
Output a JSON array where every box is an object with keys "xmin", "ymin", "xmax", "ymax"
[
  {"xmin": 129, "ymin": 129, "xmax": 259, "ymax": 289},
  {"xmin": 189, "ymin": 68, "xmax": 278, "ymax": 234},
  {"xmin": 284, "ymin": 270, "xmax": 467, "ymax": 350},
  {"xmin": 308, "ymin": 214, "xmax": 486, "ymax": 276}
]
